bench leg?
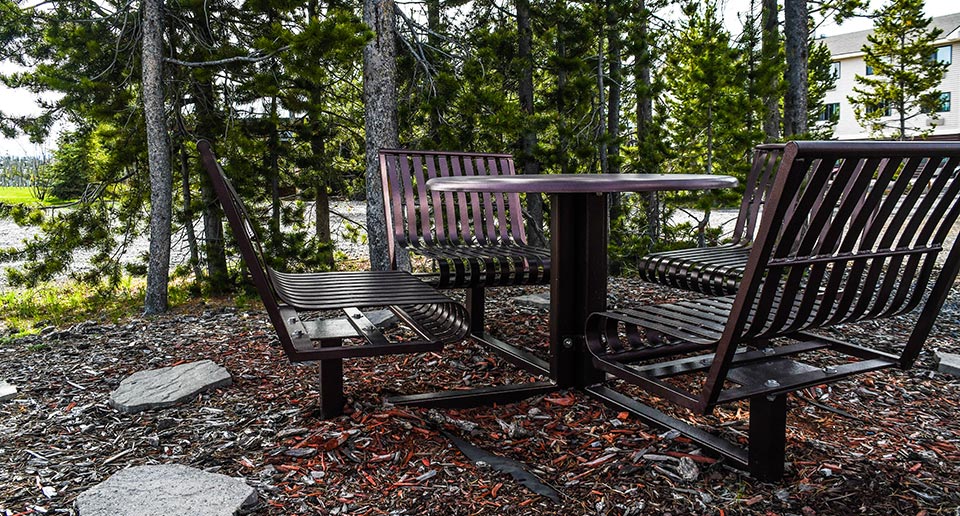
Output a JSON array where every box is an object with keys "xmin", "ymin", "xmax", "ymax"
[
  {"xmin": 466, "ymin": 287, "xmax": 485, "ymax": 336},
  {"xmin": 318, "ymin": 338, "xmax": 345, "ymax": 418},
  {"xmin": 748, "ymin": 393, "xmax": 788, "ymax": 482}
]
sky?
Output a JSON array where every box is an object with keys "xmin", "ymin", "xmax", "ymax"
[{"xmin": 0, "ymin": 0, "xmax": 957, "ymax": 157}]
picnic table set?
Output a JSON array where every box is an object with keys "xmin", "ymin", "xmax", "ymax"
[{"xmin": 199, "ymin": 139, "xmax": 960, "ymax": 483}]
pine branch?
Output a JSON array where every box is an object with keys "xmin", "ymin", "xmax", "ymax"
[{"xmin": 164, "ymin": 46, "xmax": 291, "ymax": 67}]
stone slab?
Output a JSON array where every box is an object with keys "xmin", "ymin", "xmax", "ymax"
[
  {"xmin": 109, "ymin": 360, "xmax": 232, "ymax": 414},
  {"xmin": 936, "ymin": 351, "xmax": 960, "ymax": 377},
  {"xmin": 0, "ymin": 380, "xmax": 17, "ymax": 401},
  {"xmin": 76, "ymin": 464, "xmax": 257, "ymax": 516},
  {"xmin": 512, "ymin": 293, "xmax": 550, "ymax": 310}
]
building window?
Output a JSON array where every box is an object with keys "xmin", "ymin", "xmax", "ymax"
[
  {"xmin": 830, "ymin": 61, "xmax": 841, "ymax": 80},
  {"xmin": 939, "ymin": 92, "xmax": 952, "ymax": 113},
  {"xmin": 868, "ymin": 101, "xmax": 892, "ymax": 117},
  {"xmin": 932, "ymin": 45, "xmax": 952, "ymax": 64},
  {"xmin": 865, "ymin": 64, "xmax": 873, "ymax": 75},
  {"xmin": 818, "ymin": 103, "xmax": 840, "ymax": 122}
]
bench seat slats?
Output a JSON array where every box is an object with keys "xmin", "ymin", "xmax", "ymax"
[
  {"xmin": 635, "ymin": 145, "xmax": 785, "ymax": 295},
  {"xmin": 269, "ymin": 269, "xmax": 455, "ymax": 310}
]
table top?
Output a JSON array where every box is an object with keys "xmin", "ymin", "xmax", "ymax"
[{"xmin": 426, "ymin": 173, "xmax": 738, "ymax": 194}]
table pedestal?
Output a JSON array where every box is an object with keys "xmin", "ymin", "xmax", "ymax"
[{"xmin": 550, "ymin": 193, "xmax": 608, "ymax": 388}]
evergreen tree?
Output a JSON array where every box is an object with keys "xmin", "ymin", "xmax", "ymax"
[
  {"xmin": 807, "ymin": 40, "xmax": 839, "ymax": 138},
  {"xmin": 848, "ymin": 0, "xmax": 947, "ymax": 140},
  {"xmin": 0, "ymin": 1, "xmax": 370, "ymax": 296},
  {"xmin": 662, "ymin": 2, "xmax": 751, "ymax": 246}
]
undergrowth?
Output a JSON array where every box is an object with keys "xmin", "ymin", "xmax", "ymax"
[{"xmin": 0, "ymin": 277, "xmax": 192, "ymax": 339}]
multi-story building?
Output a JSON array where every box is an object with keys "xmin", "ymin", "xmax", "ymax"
[{"xmin": 821, "ymin": 12, "xmax": 960, "ymax": 140}]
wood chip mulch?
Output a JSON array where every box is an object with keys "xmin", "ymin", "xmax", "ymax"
[{"xmin": 2, "ymin": 278, "xmax": 960, "ymax": 515}]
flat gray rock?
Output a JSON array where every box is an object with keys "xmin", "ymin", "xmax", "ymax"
[
  {"xmin": 76, "ymin": 464, "xmax": 257, "ymax": 516},
  {"xmin": 0, "ymin": 380, "xmax": 17, "ymax": 401},
  {"xmin": 936, "ymin": 351, "xmax": 960, "ymax": 377},
  {"xmin": 109, "ymin": 360, "xmax": 232, "ymax": 414},
  {"xmin": 512, "ymin": 293, "xmax": 550, "ymax": 310}
]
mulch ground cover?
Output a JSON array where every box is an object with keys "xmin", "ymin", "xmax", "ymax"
[{"xmin": 2, "ymin": 278, "xmax": 960, "ymax": 515}]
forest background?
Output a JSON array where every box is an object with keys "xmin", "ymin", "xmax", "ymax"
[{"xmin": 0, "ymin": 0, "xmax": 951, "ymax": 323}]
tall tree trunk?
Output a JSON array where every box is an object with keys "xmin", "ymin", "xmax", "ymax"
[
  {"xmin": 761, "ymin": 0, "xmax": 781, "ymax": 141},
  {"xmin": 178, "ymin": 136, "xmax": 203, "ymax": 282},
  {"xmin": 194, "ymin": 78, "xmax": 228, "ymax": 291},
  {"xmin": 426, "ymin": 0, "xmax": 442, "ymax": 142},
  {"xmin": 516, "ymin": 0, "xmax": 544, "ymax": 246},
  {"xmin": 142, "ymin": 0, "xmax": 172, "ymax": 315},
  {"xmin": 187, "ymin": 3, "xmax": 228, "ymax": 292},
  {"xmin": 169, "ymin": 19, "xmax": 203, "ymax": 285},
  {"xmin": 556, "ymin": 36, "xmax": 570, "ymax": 175},
  {"xmin": 307, "ymin": 0, "xmax": 334, "ymax": 269},
  {"xmin": 268, "ymin": 96, "xmax": 281, "ymax": 252},
  {"xmin": 363, "ymin": 0, "xmax": 398, "ymax": 271},
  {"xmin": 310, "ymin": 131, "xmax": 334, "ymax": 269},
  {"xmin": 607, "ymin": 2, "xmax": 622, "ymax": 177},
  {"xmin": 634, "ymin": 0, "xmax": 659, "ymax": 243},
  {"xmin": 597, "ymin": 29, "xmax": 608, "ymax": 176},
  {"xmin": 783, "ymin": 0, "xmax": 809, "ymax": 138},
  {"xmin": 606, "ymin": 0, "xmax": 624, "ymax": 275}
]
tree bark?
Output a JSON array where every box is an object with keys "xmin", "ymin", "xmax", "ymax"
[
  {"xmin": 187, "ymin": 2, "xmax": 228, "ymax": 292},
  {"xmin": 194, "ymin": 77, "xmax": 228, "ymax": 291},
  {"xmin": 363, "ymin": 0, "xmax": 398, "ymax": 271},
  {"xmin": 268, "ymin": 96, "xmax": 281, "ymax": 252},
  {"xmin": 142, "ymin": 0, "xmax": 172, "ymax": 315},
  {"xmin": 761, "ymin": 0, "xmax": 781, "ymax": 141},
  {"xmin": 783, "ymin": 0, "xmax": 808, "ymax": 138},
  {"xmin": 169, "ymin": 20, "xmax": 203, "ymax": 284},
  {"xmin": 310, "ymin": 130, "xmax": 334, "ymax": 269},
  {"xmin": 607, "ymin": 2, "xmax": 622, "ymax": 177},
  {"xmin": 634, "ymin": 0, "xmax": 659, "ymax": 243},
  {"xmin": 178, "ymin": 136, "xmax": 204, "ymax": 282},
  {"xmin": 516, "ymin": 0, "xmax": 544, "ymax": 246}
]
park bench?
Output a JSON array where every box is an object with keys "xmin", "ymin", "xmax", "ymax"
[
  {"xmin": 634, "ymin": 143, "xmax": 785, "ymax": 295},
  {"xmin": 585, "ymin": 140, "xmax": 960, "ymax": 480},
  {"xmin": 198, "ymin": 141, "xmax": 470, "ymax": 418},
  {"xmin": 379, "ymin": 149, "xmax": 551, "ymax": 359}
]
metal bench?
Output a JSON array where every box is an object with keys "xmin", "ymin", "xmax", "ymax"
[
  {"xmin": 199, "ymin": 141, "xmax": 469, "ymax": 418},
  {"xmin": 635, "ymin": 144, "xmax": 785, "ymax": 295},
  {"xmin": 586, "ymin": 141, "xmax": 960, "ymax": 480},
  {"xmin": 379, "ymin": 148, "xmax": 551, "ymax": 343}
]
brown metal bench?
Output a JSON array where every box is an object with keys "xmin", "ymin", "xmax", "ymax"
[
  {"xmin": 635, "ymin": 144, "xmax": 785, "ymax": 295},
  {"xmin": 379, "ymin": 149, "xmax": 551, "ymax": 359},
  {"xmin": 199, "ymin": 141, "xmax": 470, "ymax": 418},
  {"xmin": 586, "ymin": 141, "xmax": 960, "ymax": 480}
]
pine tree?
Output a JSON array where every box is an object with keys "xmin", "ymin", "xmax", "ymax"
[
  {"xmin": 807, "ymin": 40, "xmax": 839, "ymax": 138},
  {"xmin": 662, "ymin": 2, "xmax": 750, "ymax": 246},
  {"xmin": 849, "ymin": 0, "xmax": 947, "ymax": 140}
]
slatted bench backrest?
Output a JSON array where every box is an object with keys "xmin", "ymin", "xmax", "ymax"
[
  {"xmin": 705, "ymin": 141, "xmax": 960, "ymax": 405},
  {"xmin": 379, "ymin": 149, "xmax": 529, "ymax": 268},
  {"xmin": 198, "ymin": 140, "xmax": 299, "ymax": 356},
  {"xmin": 732, "ymin": 143, "xmax": 785, "ymax": 245}
]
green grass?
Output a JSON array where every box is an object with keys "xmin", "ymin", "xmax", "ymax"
[
  {"xmin": 0, "ymin": 187, "xmax": 70, "ymax": 206},
  {"xmin": 0, "ymin": 187, "xmax": 42, "ymax": 204},
  {"xmin": 0, "ymin": 277, "xmax": 193, "ymax": 339}
]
